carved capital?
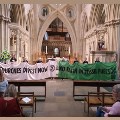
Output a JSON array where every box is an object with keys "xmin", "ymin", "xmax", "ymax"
[{"xmin": 0, "ymin": 15, "xmax": 11, "ymax": 22}]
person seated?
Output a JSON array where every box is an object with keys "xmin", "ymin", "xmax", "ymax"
[
  {"xmin": 73, "ymin": 57, "xmax": 79, "ymax": 64},
  {"xmin": 0, "ymin": 69, "xmax": 8, "ymax": 97},
  {"xmin": 3, "ymin": 84, "xmax": 18, "ymax": 98},
  {"xmin": 0, "ymin": 84, "xmax": 24, "ymax": 117},
  {"xmin": 22, "ymin": 57, "xmax": 28, "ymax": 63},
  {"xmin": 36, "ymin": 58, "xmax": 43, "ymax": 63},
  {"xmin": 83, "ymin": 57, "xmax": 88, "ymax": 64},
  {"xmin": 96, "ymin": 84, "xmax": 120, "ymax": 117},
  {"xmin": 95, "ymin": 57, "xmax": 100, "ymax": 63},
  {"xmin": 10, "ymin": 54, "xmax": 17, "ymax": 62}
]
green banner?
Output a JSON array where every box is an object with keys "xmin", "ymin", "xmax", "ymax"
[{"xmin": 58, "ymin": 61, "xmax": 117, "ymax": 81}]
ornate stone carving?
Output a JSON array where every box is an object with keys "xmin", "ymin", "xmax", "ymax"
[
  {"xmin": 66, "ymin": 6, "xmax": 76, "ymax": 22},
  {"xmin": 105, "ymin": 19, "xmax": 120, "ymax": 26},
  {"xmin": 0, "ymin": 15, "xmax": 10, "ymax": 22},
  {"xmin": 41, "ymin": 7, "xmax": 48, "ymax": 16},
  {"xmin": 39, "ymin": 6, "xmax": 49, "ymax": 20}
]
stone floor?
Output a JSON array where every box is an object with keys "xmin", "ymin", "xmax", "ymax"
[{"xmin": 20, "ymin": 79, "xmax": 109, "ymax": 117}]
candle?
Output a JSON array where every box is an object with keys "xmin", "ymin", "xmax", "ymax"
[
  {"xmin": 46, "ymin": 46, "xmax": 47, "ymax": 54},
  {"xmin": 68, "ymin": 46, "xmax": 70, "ymax": 54}
]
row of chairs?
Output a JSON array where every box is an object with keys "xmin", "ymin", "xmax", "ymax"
[
  {"xmin": 9, "ymin": 91, "xmax": 120, "ymax": 117},
  {"xmin": 1, "ymin": 91, "xmax": 119, "ymax": 117},
  {"xmin": 84, "ymin": 92, "xmax": 115, "ymax": 116}
]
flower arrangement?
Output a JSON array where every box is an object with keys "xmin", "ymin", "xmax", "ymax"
[{"xmin": 0, "ymin": 49, "xmax": 11, "ymax": 63}]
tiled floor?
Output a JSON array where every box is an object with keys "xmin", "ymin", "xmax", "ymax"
[{"xmin": 20, "ymin": 79, "xmax": 109, "ymax": 117}]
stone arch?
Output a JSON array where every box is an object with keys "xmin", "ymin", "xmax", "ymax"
[
  {"xmin": 10, "ymin": 4, "xmax": 25, "ymax": 28},
  {"xmin": 38, "ymin": 10, "xmax": 77, "ymax": 54}
]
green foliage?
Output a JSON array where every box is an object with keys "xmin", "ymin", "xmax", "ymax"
[{"xmin": 0, "ymin": 49, "xmax": 11, "ymax": 62}]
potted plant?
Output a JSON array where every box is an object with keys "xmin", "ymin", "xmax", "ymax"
[{"xmin": 0, "ymin": 49, "xmax": 11, "ymax": 64}]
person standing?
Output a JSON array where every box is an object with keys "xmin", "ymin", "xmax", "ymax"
[
  {"xmin": 83, "ymin": 57, "xmax": 88, "ymax": 64},
  {"xmin": 22, "ymin": 57, "xmax": 28, "ymax": 63},
  {"xmin": 73, "ymin": 57, "xmax": 79, "ymax": 64},
  {"xmin": 36, "ymin": 58, "xmax": 43, "ymax": 63},
  {"xmin": 95, "ymin": 57, "xmax": 100, "ymax": 63},
  {"xmin": 10, "ymin": 54, "xmax": 17, "ymax": 62}
]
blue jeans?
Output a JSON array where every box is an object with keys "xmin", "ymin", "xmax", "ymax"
[{"xmin": 96, "ymin": 107, "xmax": 105, "ymax": 117}]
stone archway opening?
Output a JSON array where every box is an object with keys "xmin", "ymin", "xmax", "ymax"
[{"xmin": 41, "ymin": 17, "xmax": 72, "ymax": 59}]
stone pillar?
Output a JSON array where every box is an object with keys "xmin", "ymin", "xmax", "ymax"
[
  {"xmin": 11, "ymin": 35, "xmax": 14, "ymax": 52},
  {"xmin": 8, "ymin": 27, "xmax": 10, "ymax": 52},
  {"xmin": 75, "ymin": 4, "xmax": 82, "ymax": 57},
  {"xmin": 109, "ymin": 25, "xmax": 113, "ymax": 51},
  {"xmin": 112, "ymin": 25, "xmax": 116, "ymax": 51},
  {"xmin": 107, "ymin": 26, "xmax": 110, "ymax": 51},
  {"xmin": 81, "ymin": 38, "xmax": 86, "ymax": 60},
  {"xmin": 0, "ymin": 4, "xmax": 10, "ymax": 53},
  {"xmin": 95, "ymin": 35, "xmax": 98, "ymax": 51},
  {"xmin": 104, "ymin": 30, "xmax": 108, "ymax": 49},
  {"xmin": 0, "ymin": 19, "xmax": 5, "ymax": 52},
  {"xmin": 16, "ymin": 30, "xmax": 20, "ymax": 62},
  {"xmin": 5, "ymin": 18, "xmax": 10, "ymax": 51},
  {"xmin": 116, "ymin": 24, "xmax": 120, "ymax": 77},
  {"xmin": 32, "ymin": 4, "xmax": 39, "ymax": 62}
]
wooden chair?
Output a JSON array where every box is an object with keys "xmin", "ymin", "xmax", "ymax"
[
  {"xmin": 84, "ymin": 92, "xmax": 115, "ymax": 116},
  {"xmin": 102, "ymin": 92, "xmax": 119, "ymax": 117},
  {"xmin": 84, "ymin": 92, "xmax": 102, "ymax": 116},
  {"xmin": 17, "ymin": 92, "xmax": 36, "ymax": 117},
  {"xmin": 100, "ymin": 92, "xmax": 115, "ymax": 106}
]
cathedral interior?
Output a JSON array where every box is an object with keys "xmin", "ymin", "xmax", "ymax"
[
  {"xmin": 1, "ymin": 4, "xmax": 120, "ymax": 117},
  {"xmin": 0, "ymin": 4, "xmax": 120, "ymax": 65}
]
